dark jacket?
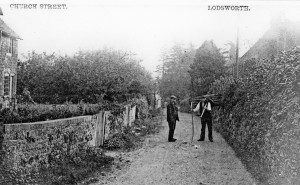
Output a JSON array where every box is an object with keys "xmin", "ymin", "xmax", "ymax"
[{"xmin": 167, "ymin": 102, "xmax": 179, "ymax": 123}]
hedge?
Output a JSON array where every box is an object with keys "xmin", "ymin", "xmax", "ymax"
[
  {"xmin": 0, "ymin": 103, "xmax": 112, "ymax": 124},
  {"xmin": 210, "ymin": 49, "xmax": 300, "ymax": 185}
]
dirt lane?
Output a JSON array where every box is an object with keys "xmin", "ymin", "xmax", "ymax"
[{"xmin": 98, "ymin": 111, "xmax": 257, "ymax": 185}]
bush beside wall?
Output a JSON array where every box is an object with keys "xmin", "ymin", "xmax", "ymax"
[{"xmin": 0, "ymin": 103, "xmax": 103, "ymax": 124}]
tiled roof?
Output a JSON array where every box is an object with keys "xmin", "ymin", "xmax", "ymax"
[
  {"xmin": 241, "ymin": 21, "xmax": 300, "ymax": 61},
  {"xmin": 0, "ymin": 18, "xmax": 21, "ymax": 39}
]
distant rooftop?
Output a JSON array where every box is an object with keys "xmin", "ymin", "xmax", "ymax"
[{"xmin": 241, "ymin": 19, "xmax": 300, "ymax": 61}]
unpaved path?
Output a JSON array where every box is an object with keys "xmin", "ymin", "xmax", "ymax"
[{"xmin": 97, "ymin": 111, "xmax": 256, "ymax": 185}]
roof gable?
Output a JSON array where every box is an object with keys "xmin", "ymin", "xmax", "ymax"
[
  {"xmin": 0, "ymin": 18, "xmax": 21, "ymax": 39},
  {"xmin": 241, "ymin": 20, "xmax": 300, "ymax": 61}
]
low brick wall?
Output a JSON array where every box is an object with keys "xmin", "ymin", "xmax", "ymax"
[{"xmin": 2, "ymin": 113, "xmax": 102, "ymax": 171}]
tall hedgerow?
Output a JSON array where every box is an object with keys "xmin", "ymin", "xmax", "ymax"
[
  {"xmin": 17, "ymin": 49, "xmax": 153, "ymax": 104},
  {"xmin": 210, "ymin": 48, "xmax": 300, "ymax": 185}
]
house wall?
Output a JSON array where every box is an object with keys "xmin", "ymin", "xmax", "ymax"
[{"xmin": 0, "ymin": 33, "xmax": 18, "ymax": 106}]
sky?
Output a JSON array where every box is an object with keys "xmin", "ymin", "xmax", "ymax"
[{"xmin": 1, "ymin": 0, "xmax": 300, "ymax": 75}]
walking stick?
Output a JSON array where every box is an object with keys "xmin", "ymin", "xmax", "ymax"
[
  {"xmin": 190, "ymin": 102, "xmax": 194, "ymax": 142},
  {"xmin": 200, "ymin": 103, "xmax": 208, "ymax": 118}
]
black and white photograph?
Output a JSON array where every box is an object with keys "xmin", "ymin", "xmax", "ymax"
[{"xmin": 0, "ymin": 0, "xmax": 299, "ymax": 184}]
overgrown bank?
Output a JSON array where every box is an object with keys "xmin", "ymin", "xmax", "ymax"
[
  {"xmin": 210, "ymin": 49, "xmax": 300, "ymax": 184},
  {"xmin": 103, "ymin": 108, "xmax": 163, "ymax": 151}
]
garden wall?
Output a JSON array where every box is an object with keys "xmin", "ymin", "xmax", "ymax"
[
  {"xmin": 2, "ymin": 114, "xmax": 100, "ymax": 172},
  {"xmin": 0, "ymin": 104, "xmax": 138, "ymax": 173}
]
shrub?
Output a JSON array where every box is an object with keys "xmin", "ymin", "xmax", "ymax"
[
  {"xmin": 0, "ymin": 145, "xmax": 114, "ymax": 185},
  {"xmin": 179, "ymin": 98, "xmax": 191, "ymax": 113},
  {"xmin": 130, "ymin": 97, "xmax": 150, "ymax": 120},
  {"xmin": 103, "ymin": 132, "xmax": 138, "ymax": 150},
  {"xmin": 103, "ymin": 107, "xmax": 163, "ymax": 151},
  {"xmin": 0, "ymin": 103, "xmax": 103, "ymax": 124},
  {"xmin": 210, "ymin": 49, "xmax": 300, "ymax": 184}
]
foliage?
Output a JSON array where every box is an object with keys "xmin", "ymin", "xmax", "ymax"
[
  {"xmin": 210, "ymin": 49, "xmax": 300, "ymax": 184},
  {"xmin": 17, "ymin": 49, "xmax": 153, "ymax": 104},
  {"xmin": 157, "ymin": 44, "xmax": 196, "ymax": 99},
  {"xmin": 0, "ymin": 146, "xmax": 114, "ymax": 185},
  {"xmin": 222, "ymin": 41, "xmax": 237, "ymax": 66},
  {"xmin": 190, "ymin": 40, "xmax": 227, "ymax": 96},
  {"xmin": 0, "ymin": 103, "xmax": 104, "ymax": 124},
  {"xmin": 129, "ymin": 96, "xmax": 150, "ymax": 120},
  {"xmin": 179, "ymin": 98, "xmax": 191, "ymax": 113},
  {"xmin": 0, "ymin": 96, "xmax": 157, "ymax": 184},
  {"xmin": 103, "ymin": 132, "xmax": 138, "ymax": 151},
  {"xmin": 103, "ymin": 108, "xmax": 163, "ymax": 151}
]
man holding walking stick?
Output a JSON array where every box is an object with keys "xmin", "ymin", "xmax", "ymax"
[{"xmin": 192, "ymin": 96, "xmax": 216, "ymax": 142}]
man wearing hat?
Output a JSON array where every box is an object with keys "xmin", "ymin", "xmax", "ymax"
[
  {"xmin": 193, "ymin": 96, "xmax": 215, "ymax": 142},
  {"xmin": 167, "ymin": 95, "xmax": 179, "ymax": 142}
]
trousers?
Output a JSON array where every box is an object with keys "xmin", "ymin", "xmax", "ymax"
[
  {"xmin": 168, "ymin": 120, "xmax": 176, "ymax": 141},
  {"xmin": 200, "ymin": 117, "xmax": 213, "ymax": 140}
]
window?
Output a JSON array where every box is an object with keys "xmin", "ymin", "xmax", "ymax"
[
  {"xmin": 8, "ymin": 38, "xmax": 13, "ymax": 54},
  {"xmin": 4, "ymin": 73, "xmax": 10, "ymax": 96},
  {"xmin": 3, "ymin": 71, "xmax": 14, "ymax": 97}
]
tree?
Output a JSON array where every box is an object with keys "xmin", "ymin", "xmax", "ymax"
[
  {"xmin": 189, "ymin": 40, "xmax": 227, "ymax": 96},
  {"xmin": 17, "ymin": 49, "xmax": 153, "ymax": 104},
  {"xmin": 157, "ymin": 44, "xmax": 196, "ymax": 99}
]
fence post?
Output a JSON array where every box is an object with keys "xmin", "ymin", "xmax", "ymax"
[
  {"xmin": 104, "ymin": 111, "xmax": 111, "ymax": 140},
  {"xmin": 131, "ymin": 105, "xmax": 136, "ymax": 124},
  {"xmin": 123, "ymin": 105, "xmax": 129, "ymax": 126},
  {"xmin": 95, "ymin": 111, "xmax": 104, "ymax": 147},
  {"xmin": 101, "ymin": 111, "xmax": 106, "ymax": 145},
  {"xmin": 99, "ymin": 111, "xmax": 105, "ymax": 146},
  {"xmin": 95, "ymin": 112, "xmax": 100, "ymax": 147},
  {"xmin": 0, "ymin": 120, "xmax": 4, "ymax": 165},
  {"xmin": 127, "ymin": 105, "xmax": 130, "ymax": 126}
]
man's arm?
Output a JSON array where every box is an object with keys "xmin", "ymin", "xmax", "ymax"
[
  {"xmin": 192, "ymin": 102, "xmax": 200, "ymax": 112},
  {"xmin": 167, "ymin": 103, "xmax": 175, "ymax": 122},
  {"xmin": 167, "ymin": 104, "xmax": 171, "ymax": 122},
  {"xmin": 175, "ymin": 105, "xmax": 179, "ymax": 121}
]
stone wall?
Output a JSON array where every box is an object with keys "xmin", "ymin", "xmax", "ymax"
[
  {"xmin": 0, "ymin": 99, "xmax": 146, "ymax": 173},
  {"xmin": 1, "ymin": 113, "xmax": 102, "ymax": 172}
]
